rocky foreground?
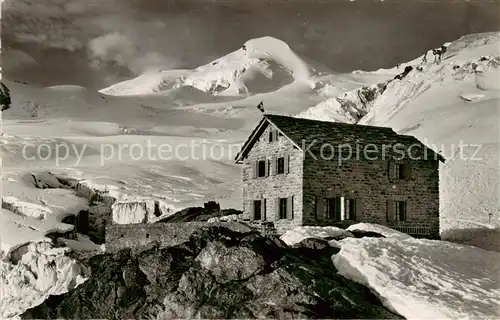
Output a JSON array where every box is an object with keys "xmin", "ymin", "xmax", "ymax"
[{"xmin": 22, "ymin": 225, "xmax": 400, "ymax": 319}]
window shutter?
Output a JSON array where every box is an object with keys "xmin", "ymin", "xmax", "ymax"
[
  {"xmin": 253, "ymin": 161, "xmax": 258, "ymax": 179},
  {"xmin": 275, "ymin": 198, "xmax": 280, "ymax": 220},
  {"xmin": 285, "ymin": 154, "xmax": 290, "ymax": 174},
  {"xmin": 405, "ymin": 163, "xmax": 412, "ymax": 180},
  {"xmin": 354, "ymin": 198, "xmax": 362, "ymax": 221},
  {"xmin": 334, "ymin": 197, "xmax": 342, "ymax": 221},
  {"xmin": 272, "ymin": 155, "xmax": 277, "ymax": 176},
  {"xmin": 323, "ymin": 198, "xmax": 328, "ymax": 217},
  {"xmin": 315, "ymin": 196, "xmax": 324, "ymax": 220},
  {"xmin": 265, "ymin": 159, "xmax": 269, "ymax": 177},
  {"xmin": 405, "ymin": 200, "xmax": 411, "ymax": 221},
  {"xmin": 388, "ymin": 160, "xmax": 395, "ymax": 180},
  {"xmin": 287, "ymin": 196, "xmax": 294, "ymax": 219},
  {"xmin": 261, "ymin": 198, "xmax": 267, "ymax": 221},
  {"xmin": 387, "ymin": 199, "xmax": 394, "ymax": 221},
  {"xmin": 249, "ymin": 201, "xmax": 255, "ymax": 221}
]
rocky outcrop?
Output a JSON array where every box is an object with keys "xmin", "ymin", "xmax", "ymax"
[
  {"xmin": 349, "ymin": 230, "xmax": 385, "ymax": 239},
  {"xmin": 22, "ymin": 226, "xmax": 401, "ymax": 319},
  {"xmin": 1, "ymin": 82, "xmax": 11, "ymax": 111},
  {"xmin": 157, "ymin": 203, "xmax": 241, "ymax": 223},
  {"xmin": 299, "ymin": 81, "xmax": 389, "ymax": 123}
]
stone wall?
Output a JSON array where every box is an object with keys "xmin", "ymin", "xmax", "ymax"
[
  {"xmin": 111, "ymin": 200, "xmax": 175, "ymax": 224},
  {"xmin": 105, "ymin": 221, "xmax": 253, "ymax": 253},
  {"xmin": 242, "ymin": 124, "xmax": 304, "ymax": 234},
  {"xmin": 302, "ymin": 154, "xmax": 440, "ymax": 237}
]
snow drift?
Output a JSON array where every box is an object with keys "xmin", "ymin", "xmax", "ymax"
[
  {"xmin": 280, "ymin": 226, "xmax": 354, "ymax": 246},
  {"xmin": 333, "ymin": 236, "xmax": 500, "ymax": 319}
]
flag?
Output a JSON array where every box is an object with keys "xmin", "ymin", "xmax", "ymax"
[{"xmin": 257, "ymin": 101, "xmax": 264, "ymax": 113}]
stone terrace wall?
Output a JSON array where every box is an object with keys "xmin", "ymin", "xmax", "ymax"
[{"xmin": 105, "ymin": 222, "xmax": 253, "ymax": 253}]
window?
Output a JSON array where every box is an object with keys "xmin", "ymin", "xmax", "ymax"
[
  {"xmin": 389, "ymin": 161, "xmax": 410, "ymax": 180},
  {"xmin": 326, "ymin": 197, "xmax": 341, "ymax": 220},
  {"xmin": 344, "ymin": 199, "xmax": 355, "ymax": 220},
  {"xmin": 258, "ymin": 160, "xmax": 267, "ymax": 177},
  {"xmin": 277, "ymin": 157, "xmax": 285, "ymax": 174},
  {"xmin": 279, "ymin": 198, "xmax": 288, "ymax": 219},
  {"xmin": 394, "ymin": 201, "xmax": 407, "ymax": 221},
  {"xmin": 254, "ymin": 200, "xmax": 262, "ymax": 220},
  {"xmin": 395, "ymin": 163, "xmax": 406, "ymax": 179},
  {"xmin": 269, "ymin": 129, "xmax": 279, "ymax": 142},
  {"xmin": 324, "ymin": 197, "xmax": 357, "ymax": 221}
]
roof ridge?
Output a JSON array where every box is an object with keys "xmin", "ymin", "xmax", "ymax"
[{"xmin": 264, "ymin": 113, "xmax": 396, "ymax": 132}]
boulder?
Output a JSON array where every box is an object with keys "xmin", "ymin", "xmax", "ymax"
[
  {"xmin": 349, "ymin": 230, "xmax": 386, "ymax": 239},
  {"xmin": 292, "ymin": 237, "xmax": 331, "ymax": 250}
]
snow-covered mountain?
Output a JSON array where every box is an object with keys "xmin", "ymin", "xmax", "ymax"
[
  {"xmin": 99, "ymin": 36, "xmax": 370, "ymax": 97},
  {"xmin": 1, "ymin": 33, "xmax": 499, "ymax": 317},
  {"xmin": 100, "ymin": 37, "xmax": 312, "ymax": 96}
]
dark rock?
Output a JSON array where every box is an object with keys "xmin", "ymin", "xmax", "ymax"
[
  {"xmin": 196, "ymin": 241, "xmax": 266, "ymax": 282},
  {"xmin": 292, "ymin": 237, "xmax": 331, "ymax": 250},
  {"xmin": 157, "ymin": 206, "xmax": 242, "ymax": 223},
  {"xmin": 1, "ymin": 82, "xmax": 11, "ymax": 111},
  {"xmin": 22, "ymin": 226, "xmax": 401, "ymax": 320},
  {"xmin": 204, "ymin": 201, "xmax": 220, "ymax": 211},
  {"xmin": 349, "ymin": 230, "xmax": 386, "ymax": 239}
]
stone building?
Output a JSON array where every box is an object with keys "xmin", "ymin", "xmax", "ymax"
[{"xmin": 235, "ymin": 114, "xmax": 444, "ymax": 237}]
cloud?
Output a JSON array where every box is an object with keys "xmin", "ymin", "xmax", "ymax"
[
  {"xmin": 87, "ymin": 32, "xmax": 180, "ymax": 74},
  {"xmin": 88, "ymin": 33, "xmax": 137, "ymax": 66},
  {"xmin": 2, "ymin": 0, "xmax": 85, "ymax": 51}
]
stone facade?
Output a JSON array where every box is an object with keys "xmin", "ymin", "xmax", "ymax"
[
  {"xmin": 237, "ymin": 115, "xmax": 441, "ymax": 238},
  {"xmin": 242, "ymin": 124, "xmax": 303, "ymax": 234},
  {"xmin": 302, "ymin": 153, "xmax": 440, "ymax": 237}
]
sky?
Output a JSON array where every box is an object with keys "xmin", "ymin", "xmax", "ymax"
[{"xmin": 1, "ymin": 0, "xmax": 499, "ymax": 89}]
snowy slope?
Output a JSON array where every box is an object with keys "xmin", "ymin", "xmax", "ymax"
[
  {"xmin": 279, "ymin": 224, "xmax": 499, "ymax": 320},
  {"xmin": 334, "ymin": 236, "xmax": 500, "ymax": 320},
  {"xmin": 299, "ymin": 32, "xmax": 500, "ymax": 236}
]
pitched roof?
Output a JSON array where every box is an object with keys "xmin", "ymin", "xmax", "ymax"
[{"xmin": 235, "ymin": 114, "xmax": 445, "ymax": 163}]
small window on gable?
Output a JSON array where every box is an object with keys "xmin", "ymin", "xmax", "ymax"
[{"xmin": 269, "ymin": 129, "xmax": 280, "ymax": 142}]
